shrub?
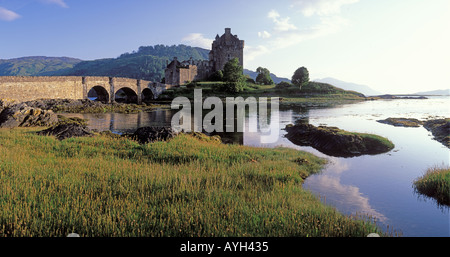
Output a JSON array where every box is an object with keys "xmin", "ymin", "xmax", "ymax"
[
  {"xmin": 223, "ymin": 81, "xmax": 246, "ymax": 93},
  {"xmin": 186, "ymin": 81, "xmax": 197, "ymax": 89},
  {"xmin": 414, "ymin": 165, "xmax": 450, "ymax": 206},
  {"xmin": 275, "ymin": 81, "xmax": 293, "ymax": 89}
]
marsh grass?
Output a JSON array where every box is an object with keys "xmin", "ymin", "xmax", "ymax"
[
  {"xmin": 413, "ymin": 165, "xmax": 450, "ymax": 206},
  {"xmin": 0, "ymin": 128, "xmax": 384, "ymax": 237}
]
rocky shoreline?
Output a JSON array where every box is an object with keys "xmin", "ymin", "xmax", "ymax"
[
  {"xmin": 377, "ymin": 117, "xmax": 449, "ymax": 148},
  {"xmin": 0, "ymin": 98, "xmax": 168, "ymax": 128},
  {"xmin": 423, "ymin": 119, "xmax": 450, "ymax": 148}
]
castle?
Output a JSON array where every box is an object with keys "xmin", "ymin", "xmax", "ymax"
[{"xmin": 165, "ymin": 28, "xmax": 244, "ymax": 86}]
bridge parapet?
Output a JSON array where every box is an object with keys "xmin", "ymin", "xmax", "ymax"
[{"xmin": 0, "ymin": 76, "xmax": 168, "ymax": 104}]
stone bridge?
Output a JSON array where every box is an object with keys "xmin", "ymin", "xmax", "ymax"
[{"xmin": 0, "ymin": 76, "xmax": 171, "ymax": 104}]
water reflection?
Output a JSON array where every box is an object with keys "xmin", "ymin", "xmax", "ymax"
[
  {"xmin": 304, "ymin": 158, "xmax": 388, "ymax": 223},
  {"xmin": 62, "ymin": 108, "xmax": 175, "ymax": 134}
]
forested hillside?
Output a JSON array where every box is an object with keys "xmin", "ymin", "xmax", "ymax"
[
  {"xmin": 0, "ymin": 56, "xmax": 82, "ymax": 76},
  {"xmin": 0, "ymin": 45, "xmax": 210, "ymax": 82}
]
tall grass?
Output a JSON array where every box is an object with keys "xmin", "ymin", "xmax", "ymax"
[
  {"xmin": 413, "ymin": 165, "xmax": 450, "ymax": 206},
  {"xmin": 0, "ymin": 128, "xmax": 384, "ymax": 237}
]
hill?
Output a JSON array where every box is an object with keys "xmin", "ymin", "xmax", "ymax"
[
  {"xmin": 314, "ymin": 77, "xmax": 382, "ymax": 96},
  {"xmin": 243, "ymin": 69, "xmax": 291, "ymax": 84},
  {"xmin": 51, "ymin": 44, "xmax": 210, "ymax": 82},
  {"xmin": 413, "ymin": 89, "xmax": 450, "ymax": 95},
  {"xmin": 0, "ymin": 56, "xmax": 82, "ymax": 76},
  {"xmin": 0, "ymin": 45, "xmax": 210, "ymax": 82}
]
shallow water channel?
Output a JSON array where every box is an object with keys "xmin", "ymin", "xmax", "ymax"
[{"xmin": 62, "ymin": 96, "xmax": 450, "ymax": 237}]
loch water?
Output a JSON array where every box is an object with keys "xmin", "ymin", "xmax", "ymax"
[{"xmin": 62, "ymin": 96, "xmax": 450, "ymax": 237}]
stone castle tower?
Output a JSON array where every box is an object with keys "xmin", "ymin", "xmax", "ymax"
[
  {"xmin": 210, "ymin": 28, "xmax": 245, "ymax": 72},
  {"xmin": 165, "ymin": 28, "xmax": 244, "ymax": 85}
]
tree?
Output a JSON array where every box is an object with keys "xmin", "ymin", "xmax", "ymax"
[
  {"xmin": 222, "ymin": 58, "xmax": 246, "ymax": 93},
  {"xmin": 255, "ymin": 67, "xmax": 274, "ymax": 85},
  {"xmin": 208, "ymin": 70, "xmax": 223, "ymax": 81},
  {"xmin": 223, "ymin": 58, "xmax": 244, "ymax": 83},
  {"xmin": 292, "ymin": 66, "xmax": 309, "ymax": 89}
]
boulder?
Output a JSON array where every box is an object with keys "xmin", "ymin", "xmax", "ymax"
[
  {"xmin": 0, "ymin": 103, "xmax": 59, "ymax": 128},
  {"xmin": 130, "ymin": 126, "xmax": 178, "ymax": 144},
  {"xmin": 37, "ymin": 123, "xmax": 93, "ymax": 140}
]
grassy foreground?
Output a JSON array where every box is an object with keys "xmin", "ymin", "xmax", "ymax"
[
  {"xmin": 0, "ymin": 128, "xmax": 384, "ymax": 237},
  {"xmin": 414, "ymin": 165, "xmax": 450, "ymax": 206}
]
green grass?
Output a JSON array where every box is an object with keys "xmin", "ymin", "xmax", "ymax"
[
  {"xmin": 414, "ymin": 165, "xmax": 450, "ymax": 206},
  {"xmin": 160, "ymin": 81, "xmax": 366, "ymax": 107},
  {"xmin": 336, "ymin": 130, "xmax": 395, "ymax": 151},
  {"xmin": 0, "ymin": 128, "xmax": 385, "ymax": 237}
]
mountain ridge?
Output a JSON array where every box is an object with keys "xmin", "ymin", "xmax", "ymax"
[{"xmin": 313, "ymin": 77, "xmax": 382, "ymax": 96}]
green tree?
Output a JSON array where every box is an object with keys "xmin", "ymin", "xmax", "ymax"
[
  {"xmin": 223, "ymin": 58, "xmax": 244, "ymax": 83},
  {"xmin": 292, "ymin": 66, "xmax": 309, "ymax": 89},
  {"xmin": 222, "ymin": 58, "xmax": 246, "ymax": 93},
  {"xmin": 255, "ymin": 67, "xmax": 274, "ymax": 85},
  {"xmin": 208, "ymin": 70, "xmax": 224, "ymax": 81}
]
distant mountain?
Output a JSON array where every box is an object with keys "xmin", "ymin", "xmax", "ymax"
[
  {"xmin": 243, "ymin": 69, "xmax": 291, "ymax": 84},
  {"xmin": 0, "ymin": 56, "xmax": 82, "ymax": 76},
  {"xmin": 413, "ymin": 89, "xmax": 450, "ymax": 95},
  {"xmin": 313, "ymin": 77, "xmax": 382, "ymax": 96}
]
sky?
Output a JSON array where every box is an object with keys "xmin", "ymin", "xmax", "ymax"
[{"xmin": 0, "ymin": 0, "xmax": 449, "ymax": 94}]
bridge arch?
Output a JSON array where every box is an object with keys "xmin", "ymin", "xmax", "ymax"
[
  {"xmin": 87, "ymin": 85, "xmax": 110, "ymax": 103},
  {"xmin": 141, "ymin": 88, "xmax": 155, "ymax": 102},
  {"xmin": 115, "ymin": 87, "xmax": 138, "ymax": 103}
]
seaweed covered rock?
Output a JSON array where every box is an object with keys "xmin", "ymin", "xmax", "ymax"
[
  {"xmin": 423, "ymin": 119, "xmax": 450, "ymax": 148},
  {"xmin": 37, "ymin": 118, "xmax": 93, "ymax": 140},
  {"xmin": 0, "ymin": 103, "xmax": 59, "ymax": 128},
  {"xmin": 130, "ymin": 126, "xmax": 178, "ymax": 144},
  {"xmin": 377, "ymin": 117, "xmax": 423, "ymax": 127},
  {"xmin": 0, "ymin": 99, "xmax": 17, "ymax": 113},
  {"xmin": 285, "ymin": 124, "xmax": 394, "ymax": 157}
]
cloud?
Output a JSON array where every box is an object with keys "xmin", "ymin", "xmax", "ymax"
[
  {"xmin": 0, "ymin": 7, "xmax": 21, "ymax": 21},
  {"xmin": 267, "ymin": 13, "xmax": 349, "ymax": 50},
  {"xmin": 291, "ymin": 0, "xmax": 359, "ymax": 17},
  {"xmin": 248, "ymin": 2, "xmax": 356, "ymax": 62},
  {"xmin": 267, "ymin": 10, "xmax": 297, "ymax": 32},
  {"xmin": 245, "ymin": 45, "xmax": 270, "ymax": 62},
  {"xmin": 181, "ymin": 33, "xmax": 213, "ymax": 49},
  {"xmin": 40, "ymin": 0, "xmax": 69, "ymax": 8},
  {"xmin": 258, "ymin": 31, "xmax": 271, "ymax": 39}
]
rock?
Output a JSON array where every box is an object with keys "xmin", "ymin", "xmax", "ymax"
[
  {"xmin": 37, "ymin": 123, "xmax": 93, "ymax": 140},
  {"xmin": 423, "ymin": 119, "xmax": 450, "ymax": 148},
  {"xmin": 376, "ymin": 94, "xmax": 428, "ymax": 99},
  {"xmin": 285, "ymin": 123, "xmax": 394, "ymax": 157},
  {"xmin": 0, "ymin": 103, "xmax": 59, "ymax": 128},
  {"xmin": 130, "ymin": 126, "xmax": 178, "ymax": 144},
  {"xmin": 0, "ymin": 99, "xmax": 17, "ymax": 113},
  {"xmin": 377, "ymin": 117, "xmax": 423, "ymax": 127}
]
